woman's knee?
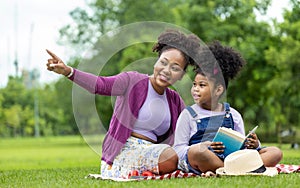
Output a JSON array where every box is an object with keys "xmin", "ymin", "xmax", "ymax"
[
  {"xmin": 159, "ymin": 147, "xmax": 178, "ymax": 162},
  {"xmin": 158, "ymin": 147, "xmax": 178, "ymax": 174}
]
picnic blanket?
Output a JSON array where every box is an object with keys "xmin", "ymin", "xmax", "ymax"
[
  {"xmin": 86, "ymin": 164, "xmax": 300, "ymax": 181},
  {"xmin": 276, "ymin": 164, "xmax": 300, "ymax": 174}
]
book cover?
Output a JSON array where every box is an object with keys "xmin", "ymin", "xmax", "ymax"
[{"xmin": 212, "ymin": 127, "xmax": 246, "ymax": 157}]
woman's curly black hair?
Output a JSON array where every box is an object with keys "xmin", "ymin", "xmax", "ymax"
[
  {"xmin": 152, "ymin": 29, "xmax": 201, "ymax": 70},
  {"xmin": 194, "ymin": 40, "xmax": 246, "ymax": 88}
]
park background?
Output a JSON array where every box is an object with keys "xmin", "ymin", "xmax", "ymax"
[
  {"xmin": 1, "ymin": 0, "xmax": 299, "ymax": 145},
  {"xmin": 1, "ymin": 0, "xmax": 300, "ymax": 187}
]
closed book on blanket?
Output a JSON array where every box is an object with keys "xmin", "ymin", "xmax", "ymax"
[{"xmin": 212, "ymin": 127, "xmax": 255, "ymax": 157}]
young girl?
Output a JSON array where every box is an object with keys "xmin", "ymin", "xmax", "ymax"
[
  {"xmin": 46, "ymin": 29, "xmax": 201, "ymax": 178},
  {"xmin": 173, "ymin": 41, "xmax": 282, "ymax": 176}
]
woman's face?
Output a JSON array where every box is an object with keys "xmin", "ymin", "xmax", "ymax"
[{"xmin": 151, "ymin": 48, "xmax": 186, "ymax": 94}]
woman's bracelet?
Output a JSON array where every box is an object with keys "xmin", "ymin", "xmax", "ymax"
[{"xmin": 66, "ymin": 66, "xmax": 74, "ymax": 78}]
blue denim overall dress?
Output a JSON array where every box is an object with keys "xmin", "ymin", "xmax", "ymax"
[{"xmin": 186, "ymin": 103, "xmax": 234, "ymax": 160}]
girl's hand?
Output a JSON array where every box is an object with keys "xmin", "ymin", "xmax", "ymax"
[
  {"xmin": 46, "ymin": 49, "xmax": 72, "ymax": 76},
  {"xmin": 210, "ymin": 142, "xmax": 225, "ymax": 153},
  {"xmin": 245, "ymin": 133, "xmax": 259, "ymax": 149}
]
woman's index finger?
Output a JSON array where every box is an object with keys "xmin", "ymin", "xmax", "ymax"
[{"xmin": 46, "ymin": 49, "xmax": 60, "ymax": 60}]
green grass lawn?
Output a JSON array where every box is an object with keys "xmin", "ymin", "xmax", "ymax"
[{"xmin": 1, "ymin": 136, "xmax": 299, "ymax": 188}]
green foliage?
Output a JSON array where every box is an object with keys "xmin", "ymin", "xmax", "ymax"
[
  {"xmin": 1, "ymin": 0, "xmax": 300, "ymax": 139},
  {"xmin": 263, "ymin": 2, "xmax": 300, "ymax": 136},
  {"xmin": 0, "ymin": 74, "xmax": 78, "ymax": 137},
  {"xmin": 0, "ymin": 77, "xmax": 34, "ymax": 137}
]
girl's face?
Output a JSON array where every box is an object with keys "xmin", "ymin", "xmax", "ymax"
[
  {"xmin": 191, "ymin": 73, "xmax": 221, "ymax": 110},
  {"xmin": 151, "ymin": 48, "xmax": 186, "ymax": 94}
]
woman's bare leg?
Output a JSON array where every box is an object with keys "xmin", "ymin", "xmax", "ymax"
[{"xmin": 158, "ymin": 147, "xmax": 178, "ymax": 174}]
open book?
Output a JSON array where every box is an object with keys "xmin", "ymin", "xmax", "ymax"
[{"xmin": 212, "ymin": 126, "xmax": 258, "ymax": 157}]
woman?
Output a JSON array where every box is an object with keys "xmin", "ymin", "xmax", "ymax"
[{"xmin": 46, "ymin": 29, "xmax": 201, "ymax": 178}]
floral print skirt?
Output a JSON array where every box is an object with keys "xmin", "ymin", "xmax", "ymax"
[{"xmin": 100, "ymin": 136, "xmax": 170, "ymax": 178}]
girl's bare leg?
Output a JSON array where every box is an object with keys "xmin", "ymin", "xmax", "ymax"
[
  {"xmin": 259, "ymin": 146, "xmax": 283, "ymax": 167},
  {"xmin": 188, "ymin": 143, "xmax": 223, "ymax": 173}
]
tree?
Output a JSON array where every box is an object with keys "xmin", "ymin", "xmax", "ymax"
[
  {"xmin": 0, "ymin": 92, "xmax": 6, "ymax": 136},
  {"xmin": 184, "ymin": 0, "xmax": 280, "ymax": 134},
  {"xmin": 57, "ymin": 0, "xmax": 189, "ymax": 130},
  {"xmin": 3, "ymin": 105, "xmax": 22, "ymax": 136},
  {"xmin": 0, "ymin": 76, "xmax": 33, "ymax": 136},
  {"xmin": 264, "ymin": 0, "xmax": 300, "ymax": 137},
  {"xmin": 54, "ymin": 0, "xmax": 298, "ymax": 141}
]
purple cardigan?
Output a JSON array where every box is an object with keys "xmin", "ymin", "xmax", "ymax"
[{"xmin": 70, "ymin": 69, "xmax": 185, "ymax": 165}]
